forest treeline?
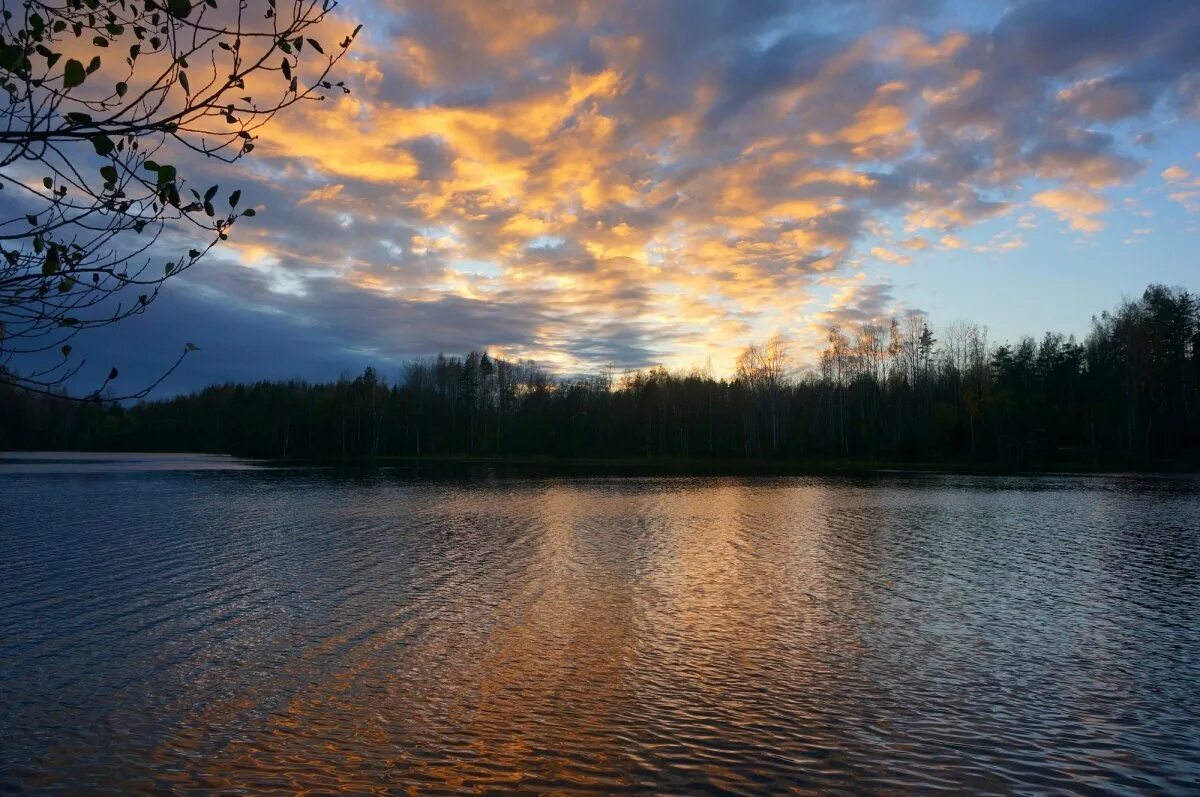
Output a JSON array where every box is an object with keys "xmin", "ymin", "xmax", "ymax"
[{"xmin": 3, "ymin": 284, "xmax": 1199, "ymax": 468}]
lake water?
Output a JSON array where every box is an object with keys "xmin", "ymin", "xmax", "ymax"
[{"xmin": 2, "ymin": 454, "xmax": 1199, "ymax": 794}]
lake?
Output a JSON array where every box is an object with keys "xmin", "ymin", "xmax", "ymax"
[{"xmin": 2, "ymin": 454, "xmax": 1198, "ymax": 794}]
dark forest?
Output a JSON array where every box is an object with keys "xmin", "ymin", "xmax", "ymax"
[{"xmin": 4, "ymin": 284, "xmax": 1198, "ymax": 469}]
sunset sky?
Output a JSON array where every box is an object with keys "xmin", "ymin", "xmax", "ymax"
[{"xmin": 76, "ymin": 0, "xmax": 1200, "ymax": 391}]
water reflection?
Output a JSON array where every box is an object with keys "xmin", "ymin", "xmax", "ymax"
[{"xmin": 2, "ymin": 466, "xmax": 1198, "ymax": 793}]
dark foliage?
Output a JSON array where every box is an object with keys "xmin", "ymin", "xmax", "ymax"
[
  {"xmin": 4, "ymin": 284, "xmax": 1199, "ymax": 468},
  {"xmin": 1, "ymin": 0, "xmax": 357, "ymax": 398}
]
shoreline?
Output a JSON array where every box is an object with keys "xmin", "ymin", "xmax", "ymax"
[
  {"xmin": 255, "ymin": 453, "xmax": 1200, "ymax": 477},
  {"xmin": 4, "ymin": 450, "xmax": 1198, "ymax": 477}
]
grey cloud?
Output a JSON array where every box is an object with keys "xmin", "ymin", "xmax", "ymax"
[
  {"xmin": 704, "ymin": 31, "xmax": 839, "ymax": 129},
  {"xmin": 50, "ymin": 269, "xmax": 559, "ymax": 396}
]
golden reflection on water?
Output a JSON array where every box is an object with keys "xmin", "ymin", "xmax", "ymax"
[
  {"xmin": 138, "ymin": 482, "xmax": 870, "ymax": 793},
  {"xmin": 7, "ymin": 473, "xmax": 1199, "ymax": 794}
]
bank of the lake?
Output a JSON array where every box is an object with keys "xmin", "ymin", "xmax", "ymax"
[{"xmin": 261, "ymin": 452, "xmax": 1200, "ymax": 477}]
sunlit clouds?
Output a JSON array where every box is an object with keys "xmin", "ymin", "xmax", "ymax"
[{"xmin": 147, "ymin": 0, "xmax": 1200, "ymax": 383}]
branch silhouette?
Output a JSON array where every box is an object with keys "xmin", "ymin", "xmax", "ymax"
[{"xmin": 0, "ymin": 0, "xmax": 359, "ymax": 399}]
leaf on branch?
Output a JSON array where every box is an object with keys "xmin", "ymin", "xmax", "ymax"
[
  {"xmin": 91, "ymin": 135, "xmax": 115, "ymax": 156},
  {"xmin": 204, "ymin": 185, "xmax": 218, "ymax": 201},
  {"xmin": 43, "ymin": 248, "xmax": 60, "ymax": 275},
  {"xmin": 108, "ymin": 367, "xmax": 119, "ymax": 380},
  {"xmin": 166, "ymin": 0, "xmax": 193, "ymax": 20},
  {"xmin": 59, "ymin": 317, "xmax": 80, "ymax": 326},
  {"xmin": 66, "ymin": 112, "xmax": 93, "ymax": 124},
  {"xmin": 229, "ymin": 189, "xmax": 240, "ymax": 208},
  {"xmin": 63, "ymin": 59, "xmax": 86, "ymax": 88},
  {"xmin": 100, "ymin": 165, "xmax": 118, "ymax": 183},
  {"xmin": 0, "ymin": 43, "xmax": 26, "ymax": 73},
  {"xmin": 281, "ymin": 58, "xmax": 291, "ymax": 81},
  {"xmin": 115, "ymin": 81, "xmax": 127, "ymax": 96},
  {"xmin": 61, "ymin": 345, "xmax": 72, "ymax": 357},
  {"xmin": 185, "ymin": 342, "xmax": 198, "ymax": 351},
  {"xmin": 242, "ymin": 208, "xmax": 256, "ymax": 217},
  {"xmin": 307, "ymin": 38, "xmax": 324, "ymax": 54},
  {"xmin": 178, "ymin": 70, "xmax": 189, "ymax": 94},
  {"xmin": 43, "ymin": 177, "xmax": 54, "ymax": 189},
  {"xmin": 86, "ymin": 56, "xmax": 101, "ymax": 75},
  {"xmin": 92, "ymin": 36, "xmax": 109, "ymax": 48}
]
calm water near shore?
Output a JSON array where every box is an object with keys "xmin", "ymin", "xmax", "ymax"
[{"xmin": 2, "ymin": 453, "xmax": 1198, "ymax": 794}]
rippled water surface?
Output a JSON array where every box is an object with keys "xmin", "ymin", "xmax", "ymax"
[{"xmin": 2, "ymin": 456, "xmax": 1199, "ymax": 794}]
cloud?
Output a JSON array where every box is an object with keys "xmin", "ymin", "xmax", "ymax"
[
  {"xmin": 803, "ymin": 278, "xmax": 921, "ymax": 360},
  {"xmin": 39, "ymin": 0, "xmax": 1200, "ymax": 390},
  {"xmin": 871, "ymin": 246, "xmax": 913, "ymax": 265},
  {"xmin": 1163, "ymin": 165, "xmax": 1191, "ymax": 182},
  {"xmin": 1032, "ymin": 188, "xmax": 1109, "ymax": 232},
  {"xmin": 299, "ymin": 184, "xmax": 346, "ymax": 205},
  {"xmin": 1168, "ymin": 190, "xmax": 1200, "ymax": 213},
  {"xmin": 900, "ymin": 236, "xmax": 931, "ymax": 250}
]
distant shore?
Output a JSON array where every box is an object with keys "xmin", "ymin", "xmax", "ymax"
[
  {"xmin": 5, "ymin": 450, "xmax": 1198, "ymax": 477},
  {"xmin": 258, "ymin": 453, "xmax": 1200, "ymax": 477}
]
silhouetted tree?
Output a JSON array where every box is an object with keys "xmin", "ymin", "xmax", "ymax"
[
  {"xmin": 4, "ymin": 285, "xmax": 1197, "ymax": 470},
  {"xmin": 1, "ymin": 0, "xmax": 359, "ymax": 398}
]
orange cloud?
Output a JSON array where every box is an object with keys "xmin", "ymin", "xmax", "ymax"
[
  {"xmin": 1163, "ymin": 165, "xmax": 1191, "ymax": 182},
  {"xmin": 1032, "ymin": 188, "xmax": 1108, "ymax": 232},
  {"xmin": 187, "ymin": 1, "xmax": 1198, "ymax": 375},
  {"xmin": 871, "ymin": 246, "xmax": 913, "ymax": 265}
]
